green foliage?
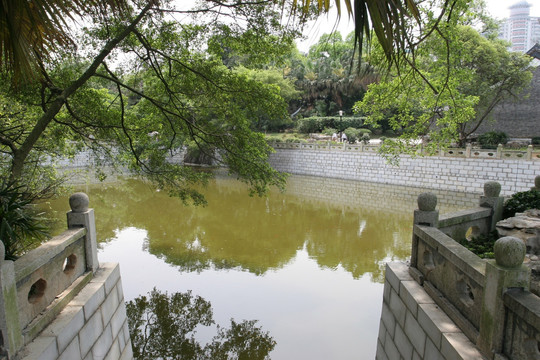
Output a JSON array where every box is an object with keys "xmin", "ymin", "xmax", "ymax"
[
  {"xmin": 503, "ymin": 190, "xmax": 540, "ymax": 219},
  {"xmin": 295, "ymin": 116, "xmax": 365, "ymax": 134},
  {"xmin": 322, "ymin": 127, "xmax": 337, "ymax": 135},
  {"xmin": 459, "ymin": 231, "xmax": 498, "ymax": 259},
  {"xmin": 354, "ymin": 1, "xmax": 533, "ymax": 157},
  {"xmin": 127, "ymin": 288, "xmax": 275, "ymax": 360},
  {"xmin": 478, "ymin": 131, "xmax": 508, "ymax": 149},
  {"xmin": 343, "ymin": 128, "xmax": 360, "ymax": 143},
  {"xmin": 0, "ymin": 183, "xmax": 48, "ymax": 260},
  {"xmin": 531, "ymin": 137, "xmax": 540, "ymax": 146},
  {"xmin": 361, "ymin": 132, "xmax": 371, "ymax": 144}
]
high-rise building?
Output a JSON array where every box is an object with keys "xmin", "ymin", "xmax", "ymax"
[{"xmin": 499, "ymin": 1, "xmax": 540, "ymax": 53}]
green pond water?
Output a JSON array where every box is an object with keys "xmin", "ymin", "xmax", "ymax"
[{"xmin": 41, "ymin": 171, "xmax": 479, "ymax": 359}]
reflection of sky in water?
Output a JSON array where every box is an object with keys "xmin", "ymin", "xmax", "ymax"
[
  {"xmin": 99, "ymin": 227, "xmax": 383, "ymax": 360},
  {"xmin": 43, "ymin": 173, "xmax": 479, "ymax": 360}
]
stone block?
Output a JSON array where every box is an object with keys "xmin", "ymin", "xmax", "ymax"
[
  {"xmin": 441, "ymin": 332, "xmax": 486, "ymax": 360},
  {"xmin": 394, "ymin": 322, "xmax": 413, "ymax": 359},
  {"xmin": 79, "ymin": 309, "xmax": 104, "ymax": 357},
  {"xmin": 389, "ymin": 288, "xmax": 407, "ymax": 328},
  {"xmin": 19, "ymin": 336, "xmax": 58, "ymax": 360},
  {"xmin": 71, "ymin": 282, "xmax": 106, "ymax": 321},
  {"xmin": 101, "ymin": 283, "xmax": 120, "ymax": 325},
  {"xmin": 58, "ymin": 337, "xmax": 82, "ymax": 360},
  {"xmin": 404, "ymin": 311, "xmax": 426, "ymax": 356},
  {"xmin": 119, "ymin": 343, "xmax": 134, "ymax": 360},
  {"xmin": 92, "ymin": 324, "xmax": 113, "ymax": 359},
  {"xmin": 400, "ymin": 280, "xmax": 434, "ymax": 316},
  {"xmin": 101, "ymin": 263, "xmax": 120, "ymax": 295},
  {"xmin": 418, "ymin": 303, "xmax": 460, "ymax": 349},
  {"xmin": 381, "ymin": 302, "xmax": 396, "ymax": 338},
  {"xmin": 383, "ymin": 331, "xmax": 400, "ymax": 360},
  {"xmin": 424, "ymin": 336, "xmax": 445, "ymax": 360},
  {"xmin": 104, "ymin": 338, "xmax": 120, "ymax": 360},
  {"xmin": 110, "ymin": 303, "xmax": 128, "ymax": 339},
  {"xmin": 375, "ymin": 340, "xmax": 388, "ymax": 360},
  {"xmin": 378, "ymin": 319, "xmax": 387, "ymax": 345},
  {"xmin": 41, "ymin": 305, "xmax": 84, "ymax": 354}
]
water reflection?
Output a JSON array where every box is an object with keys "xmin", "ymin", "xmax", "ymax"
[
  {"xmin": 43, "ymin": 172, "xmax": 478, "ymax": 283},
  {"xmin": 41, "ymin": 172, "xmax": 479, "ymax": 360}
]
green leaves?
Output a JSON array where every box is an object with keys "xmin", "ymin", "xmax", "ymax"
[
  {"xmin": 127, "ymin": 288, "xmax": 276, "ymax": 360},
  {"xmin": 0, "ymin": 183, "xmax": 48, "ymax": 260}
]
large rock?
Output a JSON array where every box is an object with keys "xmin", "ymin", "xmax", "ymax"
[{"xmin": 496, "ymin": 209, "xmax": 540, "ymax": 254}]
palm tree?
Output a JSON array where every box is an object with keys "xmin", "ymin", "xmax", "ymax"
[
  {"xmin": 0, "ymin": 0, "xmax": 429, "ymax": 82},
  {"xmin": 0, "ymin": 0, "xmax": 127, "ymax": 82}
]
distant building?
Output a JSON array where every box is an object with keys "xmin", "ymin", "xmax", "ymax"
[{"xmin": 498, "ymin": 1, "xmax": 540, "ymax": 53}]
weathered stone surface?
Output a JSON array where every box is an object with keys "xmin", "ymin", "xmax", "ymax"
[
  {"xmin": 483, "ymin": 181, "xmax": 501, "ymax": 198},
  {"xmin": 494, "ymin": 236, "xmax": 526, "ymax": 268},
  {"xmin": 418, "ymin": 193, "xmax": 437, "ymax": 211},
  {"xmin": 69, "ymin": 193, "xmax": 89, "ymax": 213},
  {"xmin": 496, "ymin": 210, "xmax": 540, "ymax": 254}
]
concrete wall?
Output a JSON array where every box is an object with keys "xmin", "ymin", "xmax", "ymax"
[
  {"xmin": 268, "ymin": 148, "xmax": 540, "ymax": 196},
  {"xmin": 479, "ymin": 66, "xmax": 540, "ymax": 138},
  {"xmin": 377, "ymin": 262, "xmax": 486, "ymax": 360},
  {"xmin": 19, "ymin": 263, "xmax": 132, "ymax": 360}
]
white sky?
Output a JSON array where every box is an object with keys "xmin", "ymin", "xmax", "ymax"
[{"xmin": 296, "ymin": 0, "xmax": 540, "ymax": 52}]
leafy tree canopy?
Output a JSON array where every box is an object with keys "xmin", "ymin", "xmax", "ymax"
[{"xmin": 354, "ymin": 0, "xmax": 532, "ymax": 161}]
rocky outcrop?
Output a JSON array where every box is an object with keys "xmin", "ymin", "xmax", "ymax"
[{"xmin": 496, "ymin": 209, "xmax": 540, "ymax": 254}]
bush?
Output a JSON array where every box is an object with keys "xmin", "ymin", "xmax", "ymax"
[
  {"xmin": 295, "ymin": 116, "xmax": 366, "ymax": 134},
  {"xmin": 458, "ymin": 231, "xmax": 498, "ymax": 259},
  {"xmin": 503, "ymin": 189, "xmax": 540, "ymax": 218},
  {"xmin": 343, "ymin": 127, "xmax": 360, "ymax": 143},
  {"xmin": 361, "ymin": 133, "xmax": 370, "ymax": 144},
  {"xmin": 0, "ymin": 183, "xmax": 48, "ymax": 260},
  {"xmin": 357, "ymin": 128, "xmax": 372, "ymax": 135},
  {"xmin": 322, "ymin": 127, "xmax": 337, "ymax": 136},
  {"xmin": 532, "ymin": 137, "xmax": 540, "ymax": 145},
  {"xmin": 478, "ymin": 131, "xmax": 508, "ymax": 149}
]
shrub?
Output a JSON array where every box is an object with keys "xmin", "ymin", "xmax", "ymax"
[
  {"xmin": 503, "ymin": 189, "xmax": 540, "ymax": 218},
  {"xmin": 343, "ymin": 127, "xmax": 360, "ymax": 143},
  {"xmin": 0, "ymin": 183, "xmax": 48, "ymax": 260},
  {"xmin": 532, "ymin": 137, "xmax": 540, "ymax": 145},
  {"xmin": 322, "ymin": 127, "xmax": 337, "ymax": 136},
  {"xmin": 478, "ymin": 131, "xmax": 508, "ymax": 149},
  {"xmin": 361, "ymin": 133, "xmax": 370, "ymax": 144},
  {"xmin": 458, "ymin": 231, "xmax": 498, "ymax": 259},
  {"xmin": 357, "ymin": 128, "xmax": 372, "ymax": 135},
  {"xmin": 295, "ymin": 116, "xmax": 366, "ymax": 134}
]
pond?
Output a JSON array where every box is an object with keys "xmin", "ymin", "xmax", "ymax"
[{"xmin": 41, "ymin": 171, "xmax": 479, "ymax": 359}]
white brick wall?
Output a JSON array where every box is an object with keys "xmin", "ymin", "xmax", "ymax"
[
  {"xmin": 377, "ymin": 262, "xmax": 486, "ymax": 360},
  {"xmin": 20, "ymin": 263, "xmax": 133, "ymax": 360},
  {"xmin": 269, "ymin": 150, "xmax": 540, "ymax": 196}
]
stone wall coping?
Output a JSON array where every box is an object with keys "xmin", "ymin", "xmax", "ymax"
[
  {"xmin": 414, "ymin": 225, "xmax": 486, "ymax": 285},
  {"xmin": 270, "ymin": 142, "xmax": 540, "ymax": 161},
  {"xmin": 14, "ymin": 227, "xmax": 86, "ymax": 283},
  {"xmin": 438, "ymin": 208, "xmax": 492, "ymax": 228},
  {"xmin": 503, "ymin": 288, "xmax": 540, "ymax": 330}
]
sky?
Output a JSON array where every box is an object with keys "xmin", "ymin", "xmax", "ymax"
[{"xmin": 296, "ymin": 0, "xmax": 540, "ymax": 52}]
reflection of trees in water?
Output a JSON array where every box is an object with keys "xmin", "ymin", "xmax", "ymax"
[
  {"xmin": 42, "ymin": 176, "xmax": 413, "ymax": 281},
  {"xmin": 127, "ymin": 289, "xmax": 274, "ymax": 360}
]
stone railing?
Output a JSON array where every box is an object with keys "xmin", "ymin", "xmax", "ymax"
[
  {"xmin": 408, "ymin": 181, "xmax": 539, "ymax": 360},
  {"xmin": 0, "ymin": 193, "xmax": 98, "ymax": 359},
  {"xmin": 270, "ymin": 141, "xmax": 540, "ymax": 161}
]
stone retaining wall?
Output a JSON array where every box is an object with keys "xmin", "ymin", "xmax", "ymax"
[
  {"xmin": 19, "ymin": 263, "xmax": 132, "ymax": 360},
  {"xmin": 268, "ymin": 148, "xmax": 540, "ymax": 196},
  {"xmin": 377, "ymin": 262, "xmax": 485, "ymax": 360}
]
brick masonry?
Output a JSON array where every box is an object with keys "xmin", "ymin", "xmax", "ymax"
[
  {"xmin": 377, "ymin": 262, "xmax": 486, "ymax": 360},
  {"xmin": 478, "ymin": 66, "xmax": 540, "ymax": 138},
  {"xmin": 268, "ymin": 149, "xmax": 540, "ymax": 196},
  {"xmin": 19, "ymin": 263, "xmax": 133, "ymax": 360}
]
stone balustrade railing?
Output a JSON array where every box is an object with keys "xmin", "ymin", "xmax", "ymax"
[
  {"xmin": 270, "ymin": 141, "xmax": 540, "ymax": 161},
  {"xmin": 0, "ymin": 193, "xmax": 98, "ymax": 359},
  {"xmin": 408, "ymin": 180, "xmax": 539, "ymax": 360}
]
